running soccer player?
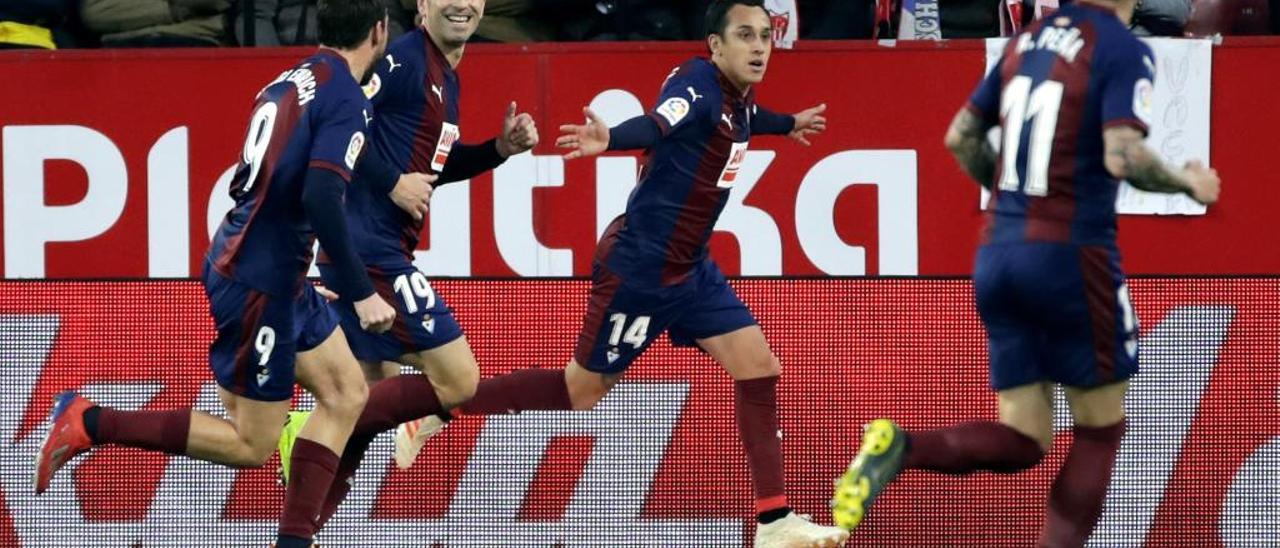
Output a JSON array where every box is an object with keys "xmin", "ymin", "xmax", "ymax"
[
  {"xmin": 322, "ymin": 0, "xmax": 839, "ymax": 545},
  {"xmin": 830, "ymin": 0, "xmax": 1221, "ymax": 544},
  {"xmin": 34, "ymin": 2, "xmax": 401, "ymax": 546},
  {"xmin": 273, "ymin": 0, "xmax": 540, "ymax": 528}
]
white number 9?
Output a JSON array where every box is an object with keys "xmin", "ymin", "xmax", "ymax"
[
  {"xmin": 255, "ymin": 326, "xmax": 277, "ymax": 367},
  {"xmin": 240, "ymin": 102, "xmax": 279, "ymax": 194}
]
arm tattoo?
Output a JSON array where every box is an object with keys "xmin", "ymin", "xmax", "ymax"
[
  {"xmin": 949, "ymin": 111, "xmax": 997, "ymax": 189},
  {"xmin": 1110, "ymin": 144, "xmax": 1188, "ymax": 194}
]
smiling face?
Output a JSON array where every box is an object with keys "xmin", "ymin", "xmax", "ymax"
[
  {"xmin": 419, "ymin": 0, "xmax": 485, "ymax": 49},
  {"xmin": 708, "ymin": 3, "xmax": 773, "ymax": 91}
]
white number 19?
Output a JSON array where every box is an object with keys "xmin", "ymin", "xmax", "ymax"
[{"xmin": 392, "ymin": 271, "xmax": 436, "ymax": 314}]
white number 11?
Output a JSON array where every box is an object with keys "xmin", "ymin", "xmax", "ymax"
[{"xmin": 999, "ymin": 75, "xmax": 1064, "ymax": 197}]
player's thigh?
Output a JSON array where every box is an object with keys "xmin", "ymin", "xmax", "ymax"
[
  {"xmin": 698, "ymin": 325, "xmax": 778, "ymax": 381},
  {"xmin": 997, "ymin": 381, "xmax": 1056, "ymax": 450},
  {"xmin": 401, "ymin": 336, "xmax": 480, "ymax": 408},
  {"xmin": 360, "ymin": 360, "xmax": 401, "ymax": 385},
  {"xmin": 564, "ymin": 358, "xmax": 624, "ymax": 410},
  {"xmin": 1063, "ymin": 380, "xmax": 1128, "ymax": 428},
  {"xmin": 295, "ymin": 326, "xmax": 368, "ymax": 414},
  {"xmin": 214, "ymin": 385, "xmax": 290, "ymax": 456}
]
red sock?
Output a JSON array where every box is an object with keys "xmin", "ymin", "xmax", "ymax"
[
  {"xmin": 94, "ymin": 407, "xmax": 190, "ymax": 455},
  {"xmin": 278, "ymin": 438, "xmax": 339, "ymax": 541},
  {"xmin": 905, "ymin": 421, "xmax": 1044, "ymax": 475},
  {"xmin": 735, "ymin": 376, "xmax": 787, "ymax": 513},
  {"xmin": 311, "ymin": 374, "xmax": 444, "ymax": 527},
  {"xmin": 353, "ymin": 374, "xmax": 444, "ymax": 435},
  {"xmin": 1038, "ymin": 420, "xmax": 1125, "ymax": 547},
  {"xmin": 458, "ymin": 368, "xmax": 572, "ymax": 415}
]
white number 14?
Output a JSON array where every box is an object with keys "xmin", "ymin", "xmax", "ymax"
[{"xmin": 607, "ymin": 313, "xmax": 651, "ymax": 348}]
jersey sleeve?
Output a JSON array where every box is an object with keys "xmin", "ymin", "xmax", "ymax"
[
  {"xmin": 966, "ymin": 54, "xmax": 1005, "ymax": 126},
  {"xmin": 645, "ymin": 65, "xmax": 715, "ymax": 138},
  {"xmin": 1101, "ymin": 40, "xmax": 1156, "ymax": 136},
  {"xmin": 309, "ymin": 95, "xmax": 369, "ymax": 183},
  {"xmin": 363, "ymin": 51, "xmax": 417, "ymax": 110}
]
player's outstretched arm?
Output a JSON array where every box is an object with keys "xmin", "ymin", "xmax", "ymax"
[
  {"xmin": 1103, "ymin": 126, "xmax": 1221, "ymax": 205},
  {"xmin": 944, "ymin": 108, "xmax": 997, "ymax": 189},
  {"xmin": 754, "ymin": 104, "xmax": 827, "ymax": 146},
  {"xmin": 556, "ymin": 107, "xmax": 614, "ymax": 160}
]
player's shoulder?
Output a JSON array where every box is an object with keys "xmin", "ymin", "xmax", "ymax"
[{"xmin": 387, "ymin": 28, "xmax": 429, "ymax": 67}]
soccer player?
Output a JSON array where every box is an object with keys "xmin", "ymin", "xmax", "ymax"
[
  {"xmin": 830, "ymin": 0, "xmax": 1221, "ymax": 544},
  {"xmin": 273, "ymin": 0, "xmax": 540, "ymax": 529},
  {"xmin": 326, "ymin": 0, "xmax": 841, "ymax": 545},
  {"xmin": 33, "ymin": 2, "xmax": 404, "ymax": 546}
]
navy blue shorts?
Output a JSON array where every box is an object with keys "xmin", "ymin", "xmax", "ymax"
[
  {"xmin": 574, "ymin": 259, "xmax": 757, "ymax": 374},
  {"xmin": 974, "ymin": 243, "xmax": 1139, "ymax": 391},
  {"xmin": 202, "ymin": 262, "xmax": 339, "ymax": 402},
  {"xmin": 319, "ymin": 263, "xmax": 463, "ymax": 363}
]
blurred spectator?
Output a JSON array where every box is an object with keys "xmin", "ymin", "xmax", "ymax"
[
  {"xmin": 81, "ymin": 0, "xmax": 231, "ymax": 47},
  {"xmin": 1185, "ymin": 0, "xmax": 1272, "ymax": 34},
  {"xmin": 232, "ymin": 0, "xmax": 413, "ymax": 46},
  {"xmin": 475, "ymin": 0, "xmax": 557, "ymax": 41},
  {"xmin": 1131, "ymin": 0, "xmax": 1192, "ymax": 35},
  {"xmin": 891, "ymin": 0, "xmax": 1000, "ymax": 39},
  {"xmin": 0, "ymin": 0, "xmax": 77, "ymax": 48},
  {"xmin": 801, "ymin": 0, "xmax": 875, "ymax": 39}
]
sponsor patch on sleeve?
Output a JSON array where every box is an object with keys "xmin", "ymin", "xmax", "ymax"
[
  {"xmin": 345, "ymin": 131, "xmax": 365, "ymax": 170},
  {"xmin": 656, "ymin": 97, "xmax": 691, "ymax": 127},
  {"xmin": 362, "ymin": 73, "xmax": 381, "ymax": 99},
  {"xmin": 1133, "ymin": 78, "xmax": 1154, "ymax": 126}
]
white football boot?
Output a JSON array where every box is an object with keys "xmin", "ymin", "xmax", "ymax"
[
  {"xmin": 393, "ymin": 415, "xmax": 448, "ymax": 469},
  {"xmin": 754, "ymin": 512, "xmax": 850, "ymax": 548}
]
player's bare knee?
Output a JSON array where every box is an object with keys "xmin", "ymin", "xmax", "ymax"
[
  {"xmin": 569, "ymin": 373, "xmax": 616, "ymax": 411},
  {"xmin": 317, "ymin": 380, "xmax": 368, "ymax": 419},
  {"xmin": 764, "ymin": 353, "xmax": 782, "ymax": 377}
]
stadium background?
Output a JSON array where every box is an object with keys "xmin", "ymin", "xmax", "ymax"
[{"xmin": 1, "ymin": 21, "xmax": 1278, "ymax": 548}]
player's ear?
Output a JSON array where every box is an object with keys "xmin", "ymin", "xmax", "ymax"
[{"xmin": 707, "ymin": 33, "xmax": 721, "ymax": 57}]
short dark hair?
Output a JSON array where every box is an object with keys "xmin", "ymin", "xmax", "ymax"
[
  {"xmin": 704, "ymin": 0, "xmax": 769, "ymax": 36},
  {"xmin": 317, "ymin": 0, "xmax": 387, "ymax": 49}
]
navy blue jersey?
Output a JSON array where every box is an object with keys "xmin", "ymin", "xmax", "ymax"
[
  {"xmin": 605, "ymin": 57, "xmax": 755, "ymax": 287},
  {"xmin": 208, "ymin": 50, "xmax": 371, "ymax": 296},
  {"xmin": 969, "ymin": 2, "xmax": 1155, "ymax": 246},
  {"xmin": 346, "ymin": 28, "xmax": 461, "ymax": 268}
]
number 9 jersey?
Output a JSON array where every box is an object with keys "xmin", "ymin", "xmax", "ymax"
[
  {"xmin": 967, "ymin": 2, "xmax": 1150, "ymax": 391},
  {"xmin": 203, "ymin": 49, "xmax": 370, "ymax": 402}
]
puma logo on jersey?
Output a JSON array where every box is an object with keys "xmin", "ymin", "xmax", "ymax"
[
  {"xmin": 387, "ymin": 55, "xmax": 402, "ymax": 73},
  {"xmin": 363, "ymin": 109, "xmax": 373, "ymax": 126},
  {"xmin": 431, "ymin": 84, "xmax": 444, "ymax": 103},
  {"xmin": 721, "ymin": 113, "xmax": 734, "ymax": 130},
  {"xmin": 686, "ymin": 86, "xmax": 703, "ymax": 102}
]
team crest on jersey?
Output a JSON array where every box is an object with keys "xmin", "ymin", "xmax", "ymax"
[
  {"xmin": 432, "ymin": 122, "xmax": 461, "ymax": 172},
  {"xmin": 1134, "ymin": 78, "xmax": 1154, "ymax": 126},
  {"xmin": 345, "ymin": 131, "xmax": 365, "ymax": 170},
  {"xmin": 717, "ymin": 142, "xmax": 749, "ymax": 188},
  {"xmin": 656, "ymin": 97, "xmax": 691, "ymax": 126},
  {"xmin": 363, "ymin": 73, "xmax": 381, "ymax": 99}
]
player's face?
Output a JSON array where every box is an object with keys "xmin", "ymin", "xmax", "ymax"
[
  {"xmin": 710, "ymin": 5, "xmax": 773, "ymax": 90},
  {"xmin": 420, "ymin": 0, "xmax": 485, "ymax": 48}
]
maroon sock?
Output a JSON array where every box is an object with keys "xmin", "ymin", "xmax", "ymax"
[
  {"xmin": 315, "ymin": 435, "xmax": 372, "ymax": 529},
  {"xmin": 904, "ymin": 421, "xmax": 1045, "ymax": 475},
  {"xmin": 1038, "ymin": 420, "xmax": 1125, "ymax": 547},
  {"xmin": 458, "ymin": 368, "xmax": 572, "ymax": 415},
  {"xmin": 279, "ymin": 438, "xmax": 339, "ymax": 541},
  {"xmin": 310, "ymin": 374, "xmax": 444, "ymax": 527},
  {"xmin": 352, "ymin": 374, "xmax": 445, "ymax": 436},
  {"xmin": 735, "ymin": 376, "xmax": 787, "ymax": 513},
  {"xmin": 93, "ymin": 407, "xmax": 191, "ymax": 455}
]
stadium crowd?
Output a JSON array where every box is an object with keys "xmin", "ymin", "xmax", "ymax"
[{"xmin": 0, "ymin": 0, "xmax": 1276, "ymax": 49}]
